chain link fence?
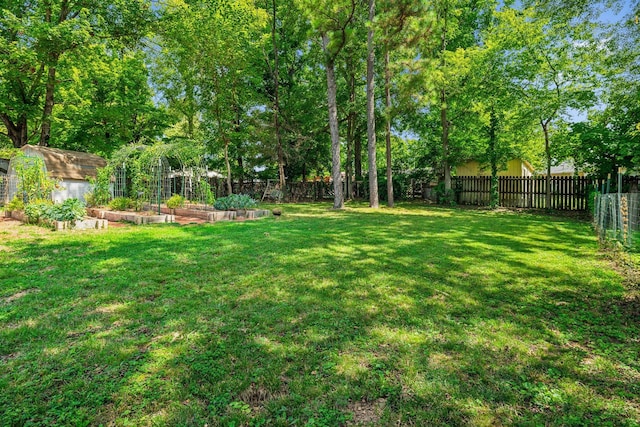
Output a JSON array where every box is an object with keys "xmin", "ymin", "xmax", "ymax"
[
  {"xmin": 593, "ymin": 193, "xmax": 639, "ymax": 248},
  {"xmin": 0, "ymin": 175, "xmax": 6, "ymax": 206}
]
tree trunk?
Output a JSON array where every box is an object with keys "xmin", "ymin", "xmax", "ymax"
[
  {"xmin": 224, "ymin": 139, "xmax": 232, "ymax": 195},
  {"xmin": 441, "ymin": 88, "xmax": 451, "ymax": 192},
  {"xmin": 366, "ymin": 0, "xmax": 379, "ymax": 208},
  {"xmin": 354, "ymin": 131, "xmax": 362, "ymax": 183},
  {"xmin": 1, "ymin": 114, "xmax": 28, "ymax": 148},
  {"xmin": 440, "ymin": 5, "xmax": 451, "ymax": 193},
  {"xmin": 489, "ymin": 109, "xmax": 498, "ymax": 209},
  {"xmin": 346, "ymin": 70, "xmax": 356, "ymax": 200},
  {"xmin": 384, "ymin": 45, "xmax": 394, "ymax": 207},
  {"xmin": 542, "ymin": 120, "xmax": 552, "ymax": 209},
  {"xmin": 40, "ymin": 56, "xmax": 59, "ymax": 146},
  {"xmin": 323, "ymin": 35, "xmax": 343, "ymax": 209},
  {"xmin": 272, "ymin": 0, "xmax": 286, "ymax": 190}
]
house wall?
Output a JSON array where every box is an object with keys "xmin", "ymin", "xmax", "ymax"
[{"xmin": 456, "ymin": 159, "xmax": 533, "ymax": 177}]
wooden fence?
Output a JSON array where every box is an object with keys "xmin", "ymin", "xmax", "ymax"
[
  {"xmin": 455, "ymin": 176, "xmax": 640, "ymax": 211},
  {"xmin": 455, "ymin": 176, "xmax": 594, "ymax": 210}
]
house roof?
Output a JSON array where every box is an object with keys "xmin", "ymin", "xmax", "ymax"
[{"xmin": 21, "ymin": 145, "xmax": 107, "ymax": 180}]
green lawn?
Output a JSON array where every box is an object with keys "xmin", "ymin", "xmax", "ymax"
[{"xmin": 1, "ymin": 203, "xmax": 639, "ymax": 426}]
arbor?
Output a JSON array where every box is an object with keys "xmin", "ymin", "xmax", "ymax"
[
  {"xmin": 0, "ymin": 0, "xmax": 154, "ymax": 147},
  {"xmin": 561, "ymin": 5, "xmax": 640, "ymax": 177}
]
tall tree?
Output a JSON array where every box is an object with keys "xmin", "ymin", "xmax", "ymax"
[
  {"xmin": 377, "ymin": 0, "xmax": 432, "ymax": 206},
  {"xmin": 495, "ymin": 4, "xmax": 599, "ymax": 207},
  {"xmin": 298, "ymin": 0, "xmax": 358, "ymax": 209},
  {"xmin": 158, "ymin": 0, "xmax": 266, "ymax": 194},
  {"xmin": 366, "ymin": 0, "xmax": 379, "ymax": 208},
  {"xmin": 269, "ymin": 0, "xmax": 286, "ymax": 190}
]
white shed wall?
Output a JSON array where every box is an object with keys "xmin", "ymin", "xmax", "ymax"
[{"xmin": 52, "ymin": 179, "xmax": 93, "ymax": 203}]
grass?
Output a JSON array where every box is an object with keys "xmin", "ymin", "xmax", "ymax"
[{"xmin": 1, "ymin": 202, "xmax": 639, "ymax": 426}]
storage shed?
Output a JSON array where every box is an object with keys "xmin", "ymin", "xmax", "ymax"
[{"xmin": 7, "ymin": 145, "xmax": 106, "ymax": 203}]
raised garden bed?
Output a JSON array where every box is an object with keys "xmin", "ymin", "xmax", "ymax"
[
  {"xmin": 156, "ymin": 206, "xmax": 272, "ymax": 222},
  {"xmin": 88, "ymin": 208, "xmax": 175, "ymax": 225},
  {"xmin": 4, "ymin": 210, "xmax": 108, "ymax": 231}
]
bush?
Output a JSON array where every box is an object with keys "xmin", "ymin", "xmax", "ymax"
[
  {"xmin": 434, "ymin": 182, "xmax": 457, "ymax": 206},
  {"xmin": 87, "ymin": 167, "xmax": 112, "ymax": 207},
  {"xmin": 166, "ymin": 194, "xmax": 186, "ymax": 209},
  {"xmin": 5, "ymin": 197, "xmax": 25, "ymax": 211},
  {"xmin": 13, "ymin": 154, "xmax": 58, "ymax": 203},
  {"xmin": 24, "ymin": 199, "xmax": 54, "ymax": 224},
  {"xmin": 48, "ymin": 198, "xmax": 86, "ymax": 222},
  {"xmin": 109, "ymin": 197, "xmax": 134, "ymax": 211},
  {"xmin": 214, "ymin": 194, "xmax": 258, "ymax": 210}
]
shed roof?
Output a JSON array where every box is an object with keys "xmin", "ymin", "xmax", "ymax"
[{"xmin": 21, "ymin": 145, "xmax": 107, "ymax": 180}]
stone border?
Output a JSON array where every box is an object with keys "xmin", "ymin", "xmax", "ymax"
[
  {"xmin": 156, "ymin": 206, "xmax": 272, "ymax": 223},
  {"xmin": 87, "ymin": 208, "xmax": 175, "ymax": 225},
  {"xmin": 86, "ymin": 207, "xmax": 271, "ymax": 225},
  {"xmin": 4, "ymin": 210, "xmax": 108, "ymax": 231},
  {"xmin": 53, "ymin": 218, "xmax": 108, "ymax": 231}
]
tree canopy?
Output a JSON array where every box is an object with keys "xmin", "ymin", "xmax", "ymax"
[{"xmin": 0, "ymin": 0, "xmax": 635, "ymax": 194}]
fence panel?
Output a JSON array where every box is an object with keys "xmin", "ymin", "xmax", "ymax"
[
  {"xmin": 594, "ymin": 193, "xmax": 639, "ymax": 248},
  {"xmin": 455, "ymin": 176, "xmax": 599, "ymax": 211}
]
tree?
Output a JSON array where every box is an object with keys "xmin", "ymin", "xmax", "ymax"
[
  {"xmin": 298, "ymin": 0, "xmax": 358, "ymax": 209},
  {"xmin": 158, "ymin": 0, "xmax": 267, "ymax": 194},
  {"xmin": 377, "ymin": 0, "xmax": 432, "ymax": 206},
  {"xmin": 52, "ymin": 48, "xmax": 166, "ymax": 156},
  {"xmin": 366, "ymin": 0, "xmax": 379, "ymax": 208},
  {"xmin": 494, "ymin": 4, "xmax": 600, "ymax": 207},
  {"xmin": 0, "ymin": 0, "xmax": 154, "ymax": 148}
]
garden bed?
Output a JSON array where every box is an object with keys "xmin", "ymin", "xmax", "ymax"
[
  {"xmin": 155, "ymin": 206, "xmax": 272, "ymax": 222},
  {"xmin": 4, "ymin": 210, "xmax": 108, "ymax": 231},
  {"xmin": 87, "ymin": 208, "xmax": 175, "ymax": 225}
]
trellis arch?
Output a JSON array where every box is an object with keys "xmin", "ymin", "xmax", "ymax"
[{"xmin": 108, "ymin": 142, "xmax": 215, "ymax": 211}]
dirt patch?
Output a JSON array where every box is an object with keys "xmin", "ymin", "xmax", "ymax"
[
  {"xmin": 173, "ymin": 215, "xmax": 208, "ymax": 225},
  {"xmin": 0, "ymin": 216, "xmax": 50, "ymax": 239},
  {"xmin": 2, "ymin": 288, "xmax": 40, "ymax": 304},
  {"xmin": 346, "ymin": 398, "xmax": 386, "ymax": 425}
]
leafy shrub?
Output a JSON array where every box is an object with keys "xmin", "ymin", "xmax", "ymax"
[
  {"xmin": 434, "ymin": 182, "xmax": 457, "ymax": 206},
  {"xmin": 109, "ymin": 197, "xmax": 134, "ymax": 211},
  {"xmin": 24, "ymin": 199, "xmax": 54, "ymax": 224},
  {"xmin": 195, "ymin": 180, "xmax": 215, "ymax": 205},
  {"xmin": 214, "ymin": 194, "xmax": 258, "ymax": 210},
  {"xmin": 48, "ymin": 198, "xmax": 86, "ymax": 222},
  {"xmin": 84, "ymin": 191, "xmax": 97, "ymax": 208},
  {"xmin": 166, "ymin": 194, "xmax": 186, "ymax": 209},
  {"xmin": 5, "ymin": 197, "xmax": 25, "ymax": 211},
  {"xmin": 87, "ymin": 167, "xmax": 112, "ymax": 206},
  {"xmin": 13, "ymin": 154, "xmax": 58, "ymax": 203}
]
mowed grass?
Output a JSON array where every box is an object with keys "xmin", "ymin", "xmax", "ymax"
[{"xmin": 1, "ymin": 203, "xmax": 639, "ymax": 426}]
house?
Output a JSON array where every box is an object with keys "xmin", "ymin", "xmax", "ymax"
[
  {"xmin": 540, "ymin": 160, "xmax": 587, "ymax": 177},
  {"xmin": 454, "ymin": 159, "xmax": 535, "ymax": 206},
  {"xmin": 7, "ymin": 145, "xmax": 107, "ymax": 203},
  {"xmin": 455, "ymin": 159, "xmax": 535, "ymax": 177}
]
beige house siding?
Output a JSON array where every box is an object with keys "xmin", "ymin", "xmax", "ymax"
[{"xmin": 455, "ymin": 159, "xmax": 534, "ymax": 177}]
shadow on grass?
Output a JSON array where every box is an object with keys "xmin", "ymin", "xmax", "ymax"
[{"xmin": 0, "ymin": 205, "xmax": 638, "ymax": 425}]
